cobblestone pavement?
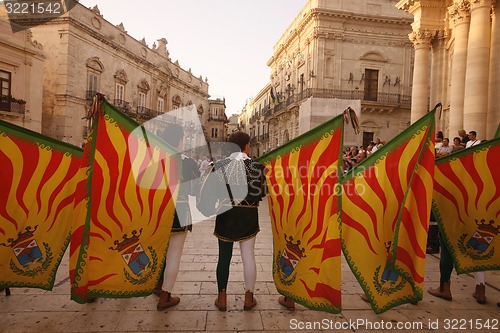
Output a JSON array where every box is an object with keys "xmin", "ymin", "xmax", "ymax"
[{"xmin": 1, "ymin": 199, "xmax": 499, "ymax": 332}]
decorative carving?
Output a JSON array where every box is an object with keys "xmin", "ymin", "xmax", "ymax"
[
  {"xmin": 26, "ymin": 30, "xmax": 43, "ymax": 50},
  {"xmin": 408, "ymin": 29, "xmax": 435, "ymax": 48},
  {"xmin": 470, "ymin": 0, "xmax": 492, "ymax": 9},
  {"xmin": 91, "ymin": 5, "xmax": 101, "ymax": 16},
  {"xmin": 448, "ymin": 0, "xmax": 471, "ymax": 25},
  {"xmin": 116, "ymin": 23, "xmax": 126, "ymax": 33},
  {"xmin": 140, "ymin": 38, "xmax": 147, "ymax": 46},
  {"xmin": 86, "ymin": 57, "xmax": 104, "ymax": 73},
  {"xmin": 137, "ymin": 79, "xmax": 150, "ymax": 92},
  {"xmin": 114, "ymin": 69, "xmax": 128, "ymax": 84},
  {"xmin": 118, "ymin": 34, "xmax": 126, "ymax": 44},
  {"xmin": 91, "ymin": 17, "xmax": 101, "ymax": 30},
  {"xmin": 154, "ymin": 38, "xmax": 169, "ymax": 59}
]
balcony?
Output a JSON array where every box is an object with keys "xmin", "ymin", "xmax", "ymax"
[
  {"xmin": 0, "ymin": 96, "xmax": 26, "ymax": 114},
  {"xmin": 264, "ymin": 88, "xmax": 411, "ymax": 119}
]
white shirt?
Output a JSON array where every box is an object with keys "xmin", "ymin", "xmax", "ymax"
[{"xmin": 465, "ymin": 139, "xmax": 480, "ymax": 148}]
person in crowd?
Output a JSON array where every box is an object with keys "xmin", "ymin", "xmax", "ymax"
[
  {"xmin": 197, "ymin": 131, "xmax": 266, "ymax": 311},
  {"xmin": 435, "ymin": 131, "xmax": 444, "ymax": 151},
  {"xmin": 458, "ymin": 129, "xmax": 469, "ymax": 147},
  {"xmin": 436, "ymin": 138, "xmax": 453, "ymax": 158},
  {"xmin": 465, "ymin": 131, "xmax": 481, "ymax": 148},
  {"xmin": 156, "ymin": 123, "xmax": 201, "ymax": 311},
  {"xmin": 452, "ymin": 137, "xmax": 464, "ymax": 152}
]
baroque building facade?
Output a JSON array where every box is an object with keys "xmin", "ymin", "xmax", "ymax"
[
  {"xmin": 397, "ymin": 0, "xmax": 500, "ymax": 139},
  {"xmin": 0, "ymin": 17, "xmax": 44, "ymax": 132},
  {"xmin": 24, "ymin": 3, "xmax": 210, "ymax": 146},
  {"xmin": 242, "ymin": 0, "xmax": 415, "ymax": 157}
]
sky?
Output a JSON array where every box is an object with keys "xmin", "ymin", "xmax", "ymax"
[{"xmin": 78, "ymin": 0, "xmax": 307, "ymax": 115}]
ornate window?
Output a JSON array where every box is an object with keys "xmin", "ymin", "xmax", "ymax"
[
  {"xmin": 364, "ymin": 69, "xmax": 379, "ymax": 101},
  {"xmin": 86, "ymin": 57, "xmax": 104, "ymax": 100},
  {"xmin": 157, "ymin": 97, "xmax": 164, "ymax": 113},
  {"xmin": 137, "ymin": 79, "xmax": 150, "ymax": 112},
  {"xmin": 0, "ymin": 70, "xmax": 11, "ymax": 97},
  {"xmin": 172, "ymin": 95, "xmax": 181, "ymax": 109},
  {"xmin": 114, "ymin": 69, "xmax": 128, "ymax": 106}
]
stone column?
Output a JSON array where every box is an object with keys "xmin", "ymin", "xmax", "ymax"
[
  {"xmin": 448, "ymin": 0, "xmax": 471, "ymax": 137},
  {"xmin": 463, "ymin": 0, "xmax": 492, "ymax": 138},
  {"xmin": 487, "ymin": 1, "xmax": 500, "ymax": 138},
  {"xmin": 430, "ymin": 30, "xmax": 449, "ymax": 131},
  {"xmin": 409, "ymin": 29, "xmax": 434, "ymax": 124}
]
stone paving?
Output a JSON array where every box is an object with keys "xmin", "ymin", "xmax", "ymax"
[{"xmin": 1, "ymin": 199, "xmax": 499, "ymax": 332}]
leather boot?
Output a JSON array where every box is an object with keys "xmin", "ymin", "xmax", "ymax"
[
  {"xmin": 243, "ymin": 290, "xmax": 257, "ymax": 311},
  {"xmin": 157, "ymin": 291, "xmax": 180, "ymax": 311},
  {"xmin": 279, "ymin": 296, "xmax": 295, "ymax": 309},
  {"xmin": 428, "ymin": 281, "xmax": 452, "ymax": 301},
  {"xmin": 473, "ymin": 283, "xmax": 486, "ymax": 304},
  {"xmin": 215, "ymin": 290, "xmax": 227, "ymax": 311}
]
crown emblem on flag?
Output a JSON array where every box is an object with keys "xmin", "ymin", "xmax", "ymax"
[
  {"xmin": 109, "ymin": 229, "xmax": 143, "ymax": 252},
  {"xmin": 0, "ymin": 225, "xmax": 38, "ymax": 248},
  {"xmin": 475, "ymin": 219, "xmax": 500, "ymax": 235},
  {"xmin": 284, "ymin": 234, "xmax": 306, "ymax": 259}
]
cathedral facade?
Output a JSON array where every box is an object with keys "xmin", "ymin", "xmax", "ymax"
[
  {"xmin": 397, "ymin": 0, "xmax": 500, "ymax": 139},
  {"xmin": 243, "ymin": 0, "xmax": 415, "ymax": 156}
]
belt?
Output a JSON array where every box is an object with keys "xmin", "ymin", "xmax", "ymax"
[{"xmin": 219, "ymin": 199, "xmax": 259, "ymax": 208}]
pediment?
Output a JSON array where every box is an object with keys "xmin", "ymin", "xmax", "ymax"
[{"xmin": 360, "ymin": 51, "xmax": 387, "ymax": 62}]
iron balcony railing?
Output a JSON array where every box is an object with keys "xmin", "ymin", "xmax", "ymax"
[
  {"xmin": 264, "ymin": 88, "xmax": 411, "ymax": 119},
  {"xmin": 0, "ymin": 96, "xmax": 26, "ymax": 114}
]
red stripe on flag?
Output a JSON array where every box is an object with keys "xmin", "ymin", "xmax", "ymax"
[
  {"xmin": 342, "ymin": 212, "xmax": 378, "ymax": 255},
  {"xmin": 17, "ymin": 141, "xmax": 40, "ymax": 216},
  {"xmin": 302, "ymin": 280, "xmax": 341, "ymax": 307},
  {"xmin": 0, "ymin": 150, "xmax": 17, "ymax": 229},
  {"xmin": 395, "ymin": 246, "xmax": 424, "ymax": 284}
]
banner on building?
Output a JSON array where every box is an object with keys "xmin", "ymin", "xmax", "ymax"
[
  {"xmin": 341, "ymin": 111, "xmax": 435, "ymax": 314},
  {"xmin": 259, "ymin": 115, "xmax": 343, "ymax": 314},
  {"xmin": 433, "ymin": 138, "xmax": 500, "ymax": 274},
  {"xmin": 70, "ymin": 97, "xmax": 179, "ymax": 303},
  {"xmin": 0, "ymin": 120, "xmax": 84, "ymax": 290}
]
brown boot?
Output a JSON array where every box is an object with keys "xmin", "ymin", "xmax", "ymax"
[
  {"xmin": 243, "ymin": 290, "xmax": 257, "ymax": 311},
  {"xmin": 473, "ymin": 283, "xmax": 486, "ymax": 304},
  {"xmin": 215, "ymin": 290, "xmax": 227, "ymax": 311},
  {"xmin": 279, "ymin": 296, "xmax": 295, "ymax": 309},
  {"xmin": 157, "ymin": 291, "xmax": 180, "ymax": 311},
  {"xmin": 428, "ymin": 281, "xmax": 452, "ymax": 301}
]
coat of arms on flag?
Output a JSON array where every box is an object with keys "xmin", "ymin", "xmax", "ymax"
[
  {"xmin": 433, "ymin": 138, "xmax": 500, "ymax": 273},
  {"xmin": 1, "ymin": 226, "xmax": 47, "ymax": 271},
  {"xmin": 278, "ymin": 235, "xmax": 306, "ymax": 280},
  {"xmin": 460, "ymin": 219, "xmax": 499, "ymax": 259},
  {"xmin": 110, "ymin": 229, "xmax": 152, "ymax": 278}
]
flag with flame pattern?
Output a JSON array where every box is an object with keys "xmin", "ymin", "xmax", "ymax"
[
  {"xmin": 70, "ymin": 97, "xmax": 179, "ymax": 303},
  {"xmin": 341, "ymin": 111, "xmax": 435, "ymax": 314},
  {"xmin": 259, "ymin": 115, "xmax": 343, "ymax": 313},
  {"xmin": 433, "ymin": 138, "xmax": 500, "ymax": 274},
  {"xmin": 0, "ymin": 120, "xmax": 84, "ymax": 290}
]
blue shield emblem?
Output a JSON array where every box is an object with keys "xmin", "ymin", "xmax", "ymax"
[
  {"xmin": 122, "ymin": 243, "xmax": 150, "ymax": 277},
  {"xmin": 14, "ymin": 239, "xmax": 43, "ymax": 268}
]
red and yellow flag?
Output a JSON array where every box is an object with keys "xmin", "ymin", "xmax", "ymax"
[
  {"xmin": 433, "ymin": 138, "xmax": 500, "ymax": 273},
  {"xmin": 0, "ymin": 120, "xmax": 84, "ymax": 290},
  {"xmin": 341, "ymin": 111, "xmax": 435, "ymax": 313},
  {"xmin": 70, "ymin": 98, "xmax": 179, "ymax": 303},
  {"xmin": 259, "ymin": 116, "xmax": 343, "ymax": 313}
]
